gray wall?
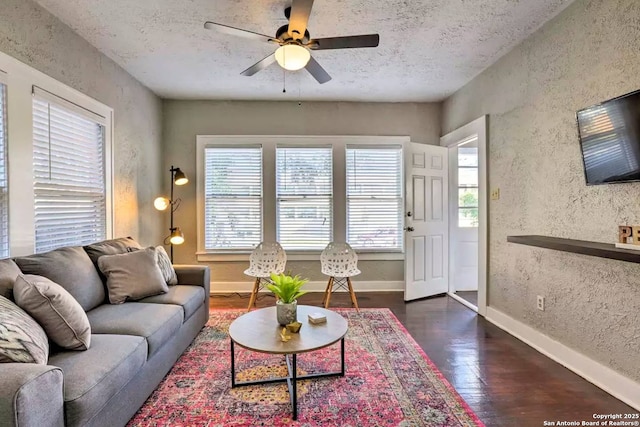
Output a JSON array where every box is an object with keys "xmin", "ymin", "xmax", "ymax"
[
  {"xmin": 443, "ymin": 0, "xmax": 640, "ymax": 381},
  {"xmin": 0, "ymin": 0, "xmax": 163, "ymax": 245},
  {"xmin": 163, "ymin": 100, "xmax": 441, "ymax": 282}
]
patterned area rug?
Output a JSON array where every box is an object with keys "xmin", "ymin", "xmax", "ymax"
[{"xmin": 129, "ymin": 309, "xmax": 484, "ymax": 426}]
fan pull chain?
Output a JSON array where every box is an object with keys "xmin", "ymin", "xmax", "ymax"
[
  {"xmin": 282, "ymin": 47, "xmax": 287, "ymax": 93},
  {"xmin": 282, "ymin": 67, "xmax": 287, "ymax": 93}
]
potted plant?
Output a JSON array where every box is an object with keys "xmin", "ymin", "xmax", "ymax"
[{"xmin": 267, "ymin": 272, "xmax": 309, "ymax": 325}]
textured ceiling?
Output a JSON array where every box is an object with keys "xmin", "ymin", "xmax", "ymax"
[{"xmin": 33, "ymin": 0, "xmax": 575, "ymax": 102}]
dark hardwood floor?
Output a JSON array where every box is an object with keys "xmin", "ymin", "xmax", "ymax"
[{"xmin": 210, "ymin": 291, "xmax": 638, "ymax": 427}]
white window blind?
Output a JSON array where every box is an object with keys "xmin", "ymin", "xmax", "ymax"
[
  {"xmin": 204, "ymin": 147, "xmax": 262, "ymax": 250},
  {"xmin": 33, "ymin": 95, "xmax": 106, "ymax": 253},
  {"xmin": 276, "ymin": 147, "xmax": 333, "ymax": 250},
  {"xmin": 346, "ymin": 146, "xmax": 403, "ymax": 251},
  {"xmin": 0, "ymin": 82, "xmax": 8, "ymax": 258}
]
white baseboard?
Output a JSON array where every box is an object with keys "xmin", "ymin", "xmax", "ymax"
[
  {"xmin": 209, "ymin": 280, "xmax": 404, "ymax": 294},
  {"xmin": 486, "ymin": 307, "xmax": 640, "ymax": 411}
]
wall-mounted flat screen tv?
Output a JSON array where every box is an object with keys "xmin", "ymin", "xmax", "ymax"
[{"xmin": 577, "ymin": 89, "xmax": 640, "ymax": 185}]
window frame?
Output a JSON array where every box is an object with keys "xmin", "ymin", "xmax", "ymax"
[
  {"xmin": 346, "ymin": 145, "xmax": 404, "ymax": 253},
  {"xmin": 0, "ymin": 71, "xmax": 9, "ymax": 258},
  {"xmin": 0, "ymin": 50, "xmax": 113, "ymax": 256},
  {"xmin": 32, "ymin": 89, "xmax": 109, "ymax": 253},
  {"xmin": 457, "ymin": 147, "xmax": 479, "ymax": 228},
  {"xmin": 196, "ymin": 135, "xmax": 408, "ymax": 261},
  {"xmin": 203, "ymin": 145, "xmax": 264, "ymax": 251},
  {"xmin": 275, "ymin": 145, "xmax": 334, "ymax": 250}
]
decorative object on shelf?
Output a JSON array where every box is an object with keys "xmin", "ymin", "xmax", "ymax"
[
  {"xmin": 285, "ymin": 321, "xmax": 302, "ymax": 333},
  {"xmin": 267, "ymin": 272, "xmax": 308, "ymax": 325},
  {"xmin": 615, "ymin": 225, "xmax": 640, "ymax": 251},
  {"xmin": 308, "ymin": 312, "xmax": 327, "ymax": 325},
  {"xmin": 154, "ymin": 166, "xmax": 189, "ymax": 262}
]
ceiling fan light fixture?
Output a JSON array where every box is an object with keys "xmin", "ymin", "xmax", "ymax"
[{"xmin": 275, "ymin": 44, "xmax": 310, "ymax": 71}]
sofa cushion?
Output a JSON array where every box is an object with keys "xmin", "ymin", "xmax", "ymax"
[
  {"xmin": 15, "ymin": 246, "xmax": 104, "ymax": 311},
  {"xmin": 83, "ymin": 237, "xmax": 142, "ymax": 282},
  {"xmin": 138, "ymin": 285, "xmax": 205, "ymax": 321},
  {"xmin": 48, "ymin": 334, "xmax": 146, "ymax": 427},
  {"xmin": 87, "ymin": 303, "xmax": 183, "ymax": 357},
  {"xmin": 13, "ymin": 275, "xmax": 91, "ymax": 350},
  {"xmin": 155, "ymin": 246, "xmax": 178, "ymax": 285},
  {"xmin": 0, "ymin": 295, "xmax": 49, "ymax": 364},
  {"xmin": 0, "ymin": 258, "xmax": 21, "ymax": 299},
  {"xmin": 98, "ymin": 247, "xmax": 169, "ymax": 304}
]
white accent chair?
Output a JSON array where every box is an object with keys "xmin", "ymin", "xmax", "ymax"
[
  {"xmin": 320, "ymin": 242, "xmax": 360, "ymax": 312},
  {"xmin": 244, "ymin": 241, "xmax": 287, "ymax": 311}
]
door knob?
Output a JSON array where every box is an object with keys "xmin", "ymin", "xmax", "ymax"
[
  {"xmin": 407, "ymin": 211, "xmax": 412, "ymax": 217},
  {"xmin": 404, "ymin": 226, "xmax": 414, "ymax": 232}
]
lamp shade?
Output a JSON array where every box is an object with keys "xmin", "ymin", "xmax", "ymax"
[
  {"xmin": 275, "ymin": 45, "xmax": 311, "ymax": 71},
  {"xmin": 154, "ymin": 197, "xmax": 170, "ymax": 211},
  {"xmin": 173, "ymin": 168, "xmax": 189, "ymax": 186},
  {"xmin": 169, "ymin": 228, "xmax": 185, "ymax": 245}
]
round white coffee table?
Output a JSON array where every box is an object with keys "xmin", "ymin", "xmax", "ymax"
[{"xmin": 229, "ymin": 305, "xmax": 348, "ymax": 420}]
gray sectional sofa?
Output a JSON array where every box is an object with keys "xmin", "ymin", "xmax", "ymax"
[{"xmin": 0, "ymin": 238, "xmax": 210, "ymax": 427}]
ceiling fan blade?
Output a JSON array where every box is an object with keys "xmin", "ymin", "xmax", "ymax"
[
  {"xmin": 288, "ymin": 0, "xmax": 314, "ymax": 40},
  {"xmin": 204, "ymin": 21, "xmax": 275, "ymax": 43},
  {"xmin": 309, "ymin": 34, "xmax": 380, "ymax": 50},
  {"xmin": 305, "ymin": 56, "xmax": 331, "ymax": 84},
  {"xmin": 240, "ymin": 53, "xmax": 277, "ymax": 76}
]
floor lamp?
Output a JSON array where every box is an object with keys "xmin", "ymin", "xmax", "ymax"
[{"xmin": 154, "ymin": 166, "xmax": 189, "ymax": 262}]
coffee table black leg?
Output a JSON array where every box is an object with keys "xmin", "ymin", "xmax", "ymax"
[
  {"xmin": 340, "ymin": 337, "xmax": 345, "ymax": 376},
  {"xmin": 292, "ymin": 354, "xmax": 298, "ymax": 420},
  {"xmin": 232, "ymin": 340, "xmax": 345, "ymax": 420},
  {"xmin": 230, "ymin": 339, "xmax": 236, "ymax": 388}
]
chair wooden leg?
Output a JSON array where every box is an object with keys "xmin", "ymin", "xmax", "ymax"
[
  {"xmin": 247, "ymin": 277, "xmax": 260, "ymax": 312},
  {"xmin": 347, "ymin": 277, "xmax": 360, "ymax": 312},
  {"xmin": 324, "ymin": 277, "xmax": 335, "ymax": 309},
  {"xmin": 322, "ymin": 277, "xmax": 333, "ymax": 306}
]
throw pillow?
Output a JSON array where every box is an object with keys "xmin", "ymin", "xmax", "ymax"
[
  {"xmin": 0, "ymin": 295, "xmax": 49, "ymax": 364},
  {"xmin": 155, "ymin": 246, "xmax": 178, "ymax": 285},
  {"xmin": 83, "ymin": 236, "xmax": 142, "ymax": 267},
  {"xmin": 13, "ymin": 275, "xmax": 91, "ymax": 351},
  {"xmin": 98, "ymin": 247, "xmax": 168, "ymax": 304},
  {"xmin": 83, "ymin": 237, "xmax": 143, "ymax": 283},
  {"xmin": 0, "ymin": 258, "xmax": 22, "ymax": 299},
  {"xmin": 15, "ymin": 246, "xmax": 105, "ymax": 312}
]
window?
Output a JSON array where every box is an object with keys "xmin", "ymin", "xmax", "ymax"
[
  {"xmin": 32, "ymin": 91, "xmax": 107, "ymax": 253},
  {"xmin": 458, "ymin": 146, "xmax": 479, "ymax": 227},
  {"xmin": 0, "ymin": 79, "xmax": 8, "ymax": 258},
  {"xmin": 197, "ymin": 136, "xmax": 409, "ymax": 260},
  {"xmin": 276, "ymin": 146, "xmax": 332, "ymax": 250},
  {"xmin": 346, "ymin": 146, "xmax": 403, "ymax": 251},
  {"xmin": 204, "ymin": 147, "xmax": 262, "ymax": 250}
]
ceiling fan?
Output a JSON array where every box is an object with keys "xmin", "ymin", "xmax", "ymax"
[{"xmin": 204, "ymin": 0, "xmax": 380, "ymax": 84}]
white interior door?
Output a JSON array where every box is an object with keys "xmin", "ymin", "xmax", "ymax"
[
  {"xmin": 404, "ymin": 143, "xmax": 448, "ymax": 301},
  {"xmin": 449, "ymin": 142, "xmax": 479, "ymax": 292}
]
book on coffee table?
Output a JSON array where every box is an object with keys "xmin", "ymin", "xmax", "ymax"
[{"xmin": 308, "ymin": 312, "xmax": 327, "ymax": 324}]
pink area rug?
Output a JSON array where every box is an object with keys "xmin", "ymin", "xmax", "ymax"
[{"xmin": 129, "ymin": 308, "xmax": 484, "ymax": 426}]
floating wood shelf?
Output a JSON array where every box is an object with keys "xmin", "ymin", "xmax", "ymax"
[{"xmin": 507, "ymin": 235, "xmax": 640, "ymax": 264}]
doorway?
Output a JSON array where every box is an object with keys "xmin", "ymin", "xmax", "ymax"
[
  {"xmin": 440, "ymin": 116, "xmax": 488, "ymax": 316},
  {"xmin": 449, "ymin": 138, "xmax": 479, "ymax": 309}
]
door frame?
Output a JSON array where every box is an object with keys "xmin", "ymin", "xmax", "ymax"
[{"xmin": 440, "ymin": 116, "xmax": 488, "ymax": 316}]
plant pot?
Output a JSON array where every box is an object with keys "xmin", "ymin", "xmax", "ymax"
[{"xmin": 276, "ymin": 300, "xmax": 297, "ymax": 326}]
